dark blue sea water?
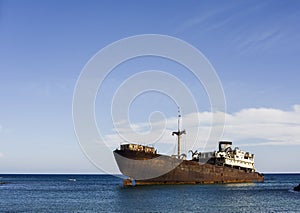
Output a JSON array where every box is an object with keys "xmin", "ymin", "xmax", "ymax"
[{"xmin": 0, "ymin": 174, "xmax": 299, "ymax": 212}]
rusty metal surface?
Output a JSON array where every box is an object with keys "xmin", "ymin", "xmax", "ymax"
[{"xmin": 114, "ymin": 149, "xmax": 264, "ymax": 186}]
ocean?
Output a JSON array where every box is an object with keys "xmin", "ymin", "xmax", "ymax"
[{"xmin": 0, "ymin": 174, "xmax": 299, "ymax": 212}]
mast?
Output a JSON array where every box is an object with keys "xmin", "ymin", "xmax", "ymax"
[{"xmin": 172, "ymin": 107, "xmax": 186, "ymax": 159}]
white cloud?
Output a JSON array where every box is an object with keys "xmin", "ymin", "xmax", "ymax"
[
  {"xmin": 233, "ymin": 29, "xmax": 282, "ymax": 55},
  {"xmin": 0, "ymin": 152, "xmax": 4, "ymax": 158},
  {"xmin": 104, "ymin": 105, "xmax": 300, "ymax": 154},
  {"xmin": 222, "ymin": 105, "xmax": 300, "ymax": 147},
  {"xmin": 175, "ymin": 3, "xmax": 236, "ymax": 34}
]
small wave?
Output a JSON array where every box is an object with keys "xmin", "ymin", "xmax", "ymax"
[
  {"xmin": 288, "ymin": 189, "xmax": 299, "ymax": 194},
  {"xmin": 68, "ymin": 178, "xmax": 76, "ymax": 182}
]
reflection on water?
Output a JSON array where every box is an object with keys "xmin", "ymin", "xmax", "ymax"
[{"xmin": 223, "ymin": 182, "xmax": 255, "ymax": 187}]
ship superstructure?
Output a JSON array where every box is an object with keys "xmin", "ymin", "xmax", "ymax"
[{"xmin": 197, "ymin": 141, "xmax": 256, "ymax": 172}]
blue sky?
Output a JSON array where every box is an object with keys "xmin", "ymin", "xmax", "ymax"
[{"xmin": 0, "ymin": 0, "xmax": 300, "ymax": 173}]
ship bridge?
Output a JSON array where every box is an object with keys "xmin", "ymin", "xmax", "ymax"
[{"xmin": 198, "ymin": 141, "xmax": 256, "ymax": 171}]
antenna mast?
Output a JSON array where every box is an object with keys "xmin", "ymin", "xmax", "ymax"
[{"xmin": 172, "ymin": 107, "xmax": 186, "ymax": 159}]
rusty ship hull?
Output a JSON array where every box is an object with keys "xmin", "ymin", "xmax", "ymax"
[{"xmin": 114, "ymin": 149, "xmax": 264, "ymax": 186}]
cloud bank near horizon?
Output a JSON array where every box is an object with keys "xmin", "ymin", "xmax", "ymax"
[{"xmin": 103, "ymin": 105, "xmax": 300, "ymax": 154}]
